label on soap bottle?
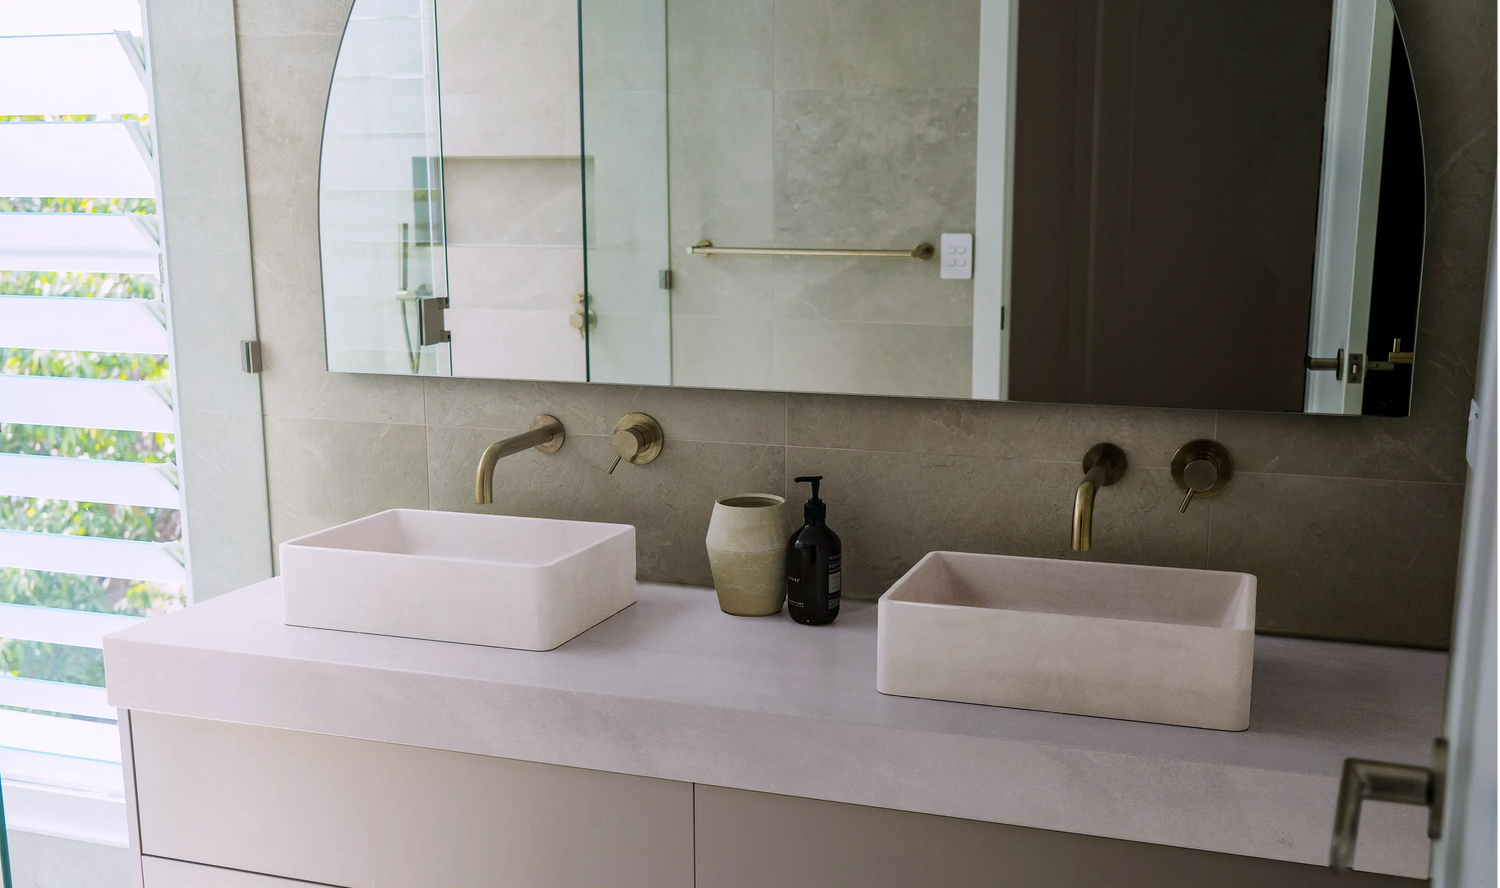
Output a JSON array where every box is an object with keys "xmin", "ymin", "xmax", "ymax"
[{"xmin": 827, "ymin": 554, "xmax": 841, "ymax": 607}]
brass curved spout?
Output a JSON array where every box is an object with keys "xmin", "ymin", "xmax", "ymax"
[
  {"xmin": 475, "ymin": 415, "xmax": 565, "ymax": 504},
  {"xmin": 1072, "ymin": 444, "xmax": 1127, "ymax": 552}
]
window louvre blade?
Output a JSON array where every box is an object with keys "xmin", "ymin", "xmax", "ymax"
[
  {"xmin": 0, "ymin": 675, "xmax": 114, "ymax": 720},
  {"xmin": 0, "ymin": 529, "xmax": 185, "ymax": 585},
  {"xmin": 0, "ymin": 452, "xmax": 179, "ymax": 508},
  {"xmin": 0, "ymin": 602, "xmax": 142, "ymax": 648},
  {"xmin": 0, "ymin": 36, "xmax": 148, "ymax": 115},
  {"xmin": 0, "ymin": 375, "xmax": 175, "ymax": 432},
  {"xmin": 0, "ymin": 1, "xmax": 143, "ymax": 38},
  {"xmin": 0, "ymin": 709, "xmax": 121, "ymax": 763},
  {"xmin": 0, "ymin": 212, "xmax": 159, "ymax": 274},
  {"xmin": 0, "ymin": 123, "xmax": 156, "ymax": 197},
  {"xmin": 0, "ymin": 295, "xmax": 169, "ymax": 354}
]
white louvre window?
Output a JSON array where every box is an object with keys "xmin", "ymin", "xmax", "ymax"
[{"xmin": 0, "ymin": 0, "xmax": 182, "ymax": 848}]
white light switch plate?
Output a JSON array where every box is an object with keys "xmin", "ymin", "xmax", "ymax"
[{"xmin": 940, "ymin": 233, "xmax": 973, "ymax": 280}]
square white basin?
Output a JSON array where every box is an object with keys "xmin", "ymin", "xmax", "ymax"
[
  {"xmin": 877, "ymin": 552, "xmax": 1255, "ymax": 730},
  {"xmin": 280, "ymin": 509, "xmax": 636, "ymax": 651}
]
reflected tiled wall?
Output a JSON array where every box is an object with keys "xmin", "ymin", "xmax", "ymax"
[
  {"xmin": 237, "ymin": 0, "xmax": 1494, "ymax": 647},
  {"xmin": 666, "ymin": 0, "xmax": 980, "ymax": 396}
]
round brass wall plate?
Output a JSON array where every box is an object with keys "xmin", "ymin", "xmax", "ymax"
[
  {"xmin": 1082, "ymin": 443, "xmax": 1128, "ymax": 486},
  {"xmin": 613, "ymin": 412, "xmax": 664, "ymax": 465},
  {"xmin": 530, "ymin": 415, "xmax": 565, "ymax": 453},
  {"xmin": 1171, "ymin": 439, "xmax": 1232, "ymax": 497}
]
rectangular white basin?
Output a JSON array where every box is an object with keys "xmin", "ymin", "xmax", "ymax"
[
  {"xmin": 877, "ymin": 552, "xmax": 1255, "ymax": 730},
  {"xmin": 280, "ymin": 509, "xmax": 636, "ymax": 651}
]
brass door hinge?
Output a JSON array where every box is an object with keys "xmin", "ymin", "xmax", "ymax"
[{"xmin": 419, "ymin": 296, "xmax": 450, "ymax": 346}]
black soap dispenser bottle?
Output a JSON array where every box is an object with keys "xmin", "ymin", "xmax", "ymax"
[{"xmin": 786, "ymin": 475, "xmax": 841, "ymax": 625}]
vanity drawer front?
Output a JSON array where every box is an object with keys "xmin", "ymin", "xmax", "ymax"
[{"xmin": 130, "ymin": 712, "xmax": 693, "ymax": 888}]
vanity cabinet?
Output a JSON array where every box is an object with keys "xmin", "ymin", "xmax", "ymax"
[
  {"xmin": 129, "ymin": 713, "xmax": 695, "ymax": 888},
  {"xmin": 126, "ymin": 712, "xmax": 1416, "ymax": 888},
  {"xmin": 692, "ymin": 785, "xmax": 1416, "ymax": 888}
]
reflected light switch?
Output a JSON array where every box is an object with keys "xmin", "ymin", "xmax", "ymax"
[{"xmin": 940, "ymin": 233, "xmax": 973, "ymax": 280}]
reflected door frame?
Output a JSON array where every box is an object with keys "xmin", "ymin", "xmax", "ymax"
[
  {"xmin": 1305, "ymin": 0, "xmax": 1395, "ymax": 414},
  {"xmin": 971, "ymin": 0, "xmax": 1020, "ymax": 401}
]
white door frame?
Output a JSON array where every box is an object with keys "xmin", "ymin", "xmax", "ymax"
[{"xmin": 1429, "ymin": 205, "xmax": 1497, "ymax": 888}]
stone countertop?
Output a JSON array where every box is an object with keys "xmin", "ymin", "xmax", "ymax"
[{"xmin": 104, "ymin": 580, "xmax": 1442, "ymax": 879}]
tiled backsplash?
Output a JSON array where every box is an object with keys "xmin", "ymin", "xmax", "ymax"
[{"xmin": 236, "ymin": 0, "xmax": 1495, "ymax": 648}]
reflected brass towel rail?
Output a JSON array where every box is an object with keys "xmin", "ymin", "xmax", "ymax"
[{"xmin": 688, "ymin": 239, "xmax": 934, "ymax": 260}]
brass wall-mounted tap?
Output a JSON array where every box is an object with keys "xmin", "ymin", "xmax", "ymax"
[
  {"xmin": 475, "ymin": 415, "xmax": 565, "ymax": 504},
  {"xmin": 1072, "ymin": 443, "xmax": 1127, "ymax": 552}
]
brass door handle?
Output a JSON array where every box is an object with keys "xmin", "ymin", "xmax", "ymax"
[{"xmin": 1330, "ymin": 738, "xmax": 1445, "ymax": 872}]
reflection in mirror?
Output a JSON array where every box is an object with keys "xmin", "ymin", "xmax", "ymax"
[
  {"xmin": 320, "ymin": 0, "xmax": 449, "ymax": 375},
  {"xmin": 318, "ymin": 0, "xmax": 1425, "ymax": 416}
]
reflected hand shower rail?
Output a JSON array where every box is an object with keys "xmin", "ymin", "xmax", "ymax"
[{"xmin": 687, "ymin": 239, "xmax": 935, "ymax": 261}]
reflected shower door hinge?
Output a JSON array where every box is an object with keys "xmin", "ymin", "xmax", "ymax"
[
  {"xmin": 419, "ymin": 297, "xmax": 451, "ymax": 346},
  {"xmin": 659, "ymin": 269, "xmax": 674, "ymax": 290}
]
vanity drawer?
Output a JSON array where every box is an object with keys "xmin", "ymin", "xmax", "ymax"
[{"xmin": 129, "ymin": 712, "xmax": 694, "ymax": 888}]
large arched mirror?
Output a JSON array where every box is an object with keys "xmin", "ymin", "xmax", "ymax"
[{"xmin": 318, "ymin": 0, "xmax": 1424, "ymax": 416}]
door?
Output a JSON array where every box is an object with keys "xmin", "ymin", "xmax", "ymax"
[
  {"xmin": 1330, "ymin": 206, "xmax": 1496, "ymax": 884},
  {"xmin": 1428, "ymin": 207, "xmax": 1498, "ymax": 887}
]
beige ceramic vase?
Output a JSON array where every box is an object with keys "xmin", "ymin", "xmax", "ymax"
[{"xmin": 706, "ymin": 494, "xmax": 789, "ymax": 616}]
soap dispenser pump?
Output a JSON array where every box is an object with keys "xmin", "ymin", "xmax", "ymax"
[{"xmin": 786, "ymin": 475, "xmax": 841, "ymax": 625}]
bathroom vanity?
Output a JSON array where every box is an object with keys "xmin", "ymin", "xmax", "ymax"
[{"xmin": 105, "ymin": 580, "xmax": 1437, "ymax": 887}]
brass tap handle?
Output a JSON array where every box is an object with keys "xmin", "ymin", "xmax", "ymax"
[
  {"xmin": 1330, "ymin": 739, "xmax": 1446, "ymax": 872},
  {"xmin": 1171, "ymin": 441, "xmax": 1232, "ymax": 513},
  {"xmin": 606, "ymin": 413, "xmax": 664, "ymax": 474}
]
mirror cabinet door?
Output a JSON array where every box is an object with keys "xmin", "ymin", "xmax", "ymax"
[{"xmin": 321, "ymin": 0, "xmax": 450, "ymax": 376}]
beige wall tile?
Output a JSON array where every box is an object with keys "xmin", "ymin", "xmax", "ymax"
[
  {"xmin": 429, "ymin": 426, "xmax": 785, "ymax": 584},
  {"xmin": 666, "ymin": 0, "xmax": 773, "ymax": 91},
  {"xmin": 234, "ymin": 0, "xmax": 351, "ymax": 36},
  {"xmin": 785, "ymin": 448, "xmax": 1209, "ymax": 601},
  {"xmin": 773, "ymin": 321, "xmax": 972, "ymax": 399},
  {"xmin": 773, "ymin": 255, "xmax": 973, "ymax": 327},
  {"xmin": 581, "ymin": 0, "xmax": 667, "ymax": 93},
  {"xmin": 1207, "ymin": 473, "xmax": 1465, "ymax": 646},
  {"xmin": 772, "ymin": 88, "xmax": 977, "ymax": 246},
  {"xmin": 787, "ymin": 396, "xmax": 1216, "ymax": 468},
  {"xmin": 772, "ymin": 0, "xmax": 981, "ymax": 90},
  {"xmin": 443, "ymin": 158, "xmax": 582, "ymax": 246},
  {"xmin": 265, "ymin": 416, "xmax": 430, "ymax": 549},
  {"xmin": 668, "ymin": 89, "xmax": 774, "ymax": 248},
  {"xmin": 672, "ymin": 315, "xmax": 778, "ymax": 391},
  {"xmin": 436, "ymin": 0, "xmax": 576, "ymax": 97},
  {"xmin": 424, "ymin": 377, "xmax": 787, "ymax": 444},
  {"xmin": 1215, "ymin": 411, "xmax": 1468, "ymax": 484}
]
